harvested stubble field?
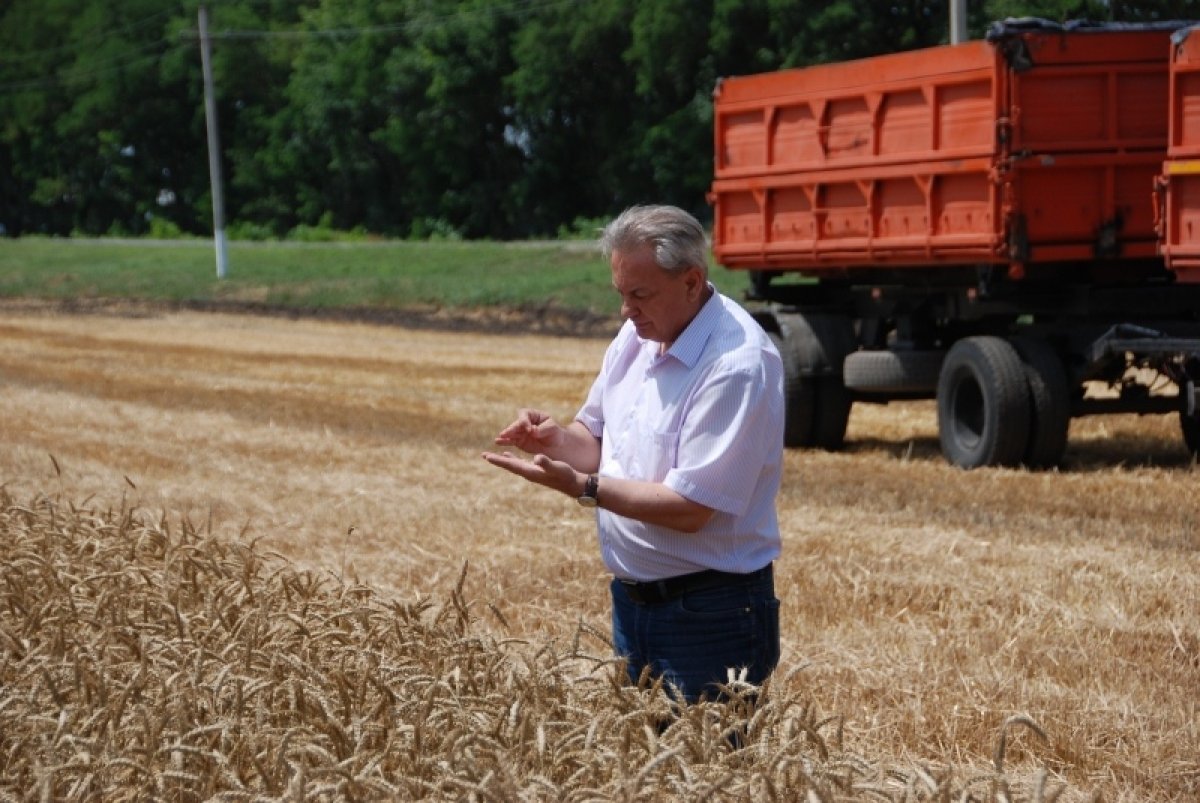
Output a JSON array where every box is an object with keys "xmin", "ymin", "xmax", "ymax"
[{"xmin": 0, "ymin": 303, "xmax": 1197, "ymax": 801}]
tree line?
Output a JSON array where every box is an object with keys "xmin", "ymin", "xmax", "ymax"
[{"xmin": 0, "ymin": 0, "xmax": 1193, "ymax": 240}]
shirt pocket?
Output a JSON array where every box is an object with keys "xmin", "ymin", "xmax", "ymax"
[{"xmin": 631, "ymin": 426, "xmax": 680, "ymax": 482}]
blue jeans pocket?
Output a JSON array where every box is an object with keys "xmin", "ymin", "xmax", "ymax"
[{"xmin": 664, "ymin": 587, "xmax": 778, "ymax": 698}]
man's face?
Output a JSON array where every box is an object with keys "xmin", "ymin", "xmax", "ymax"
[{"xmin": 611, "ymin": 245, "xmax": 706, "ymax": 345}]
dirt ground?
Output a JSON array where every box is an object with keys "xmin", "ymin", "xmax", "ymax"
[{"xmin": 1, "ymin": 303, "xmax": 1196, "ymax": 800}]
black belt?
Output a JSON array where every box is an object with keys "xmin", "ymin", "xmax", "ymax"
[{"xmin": 618, "ymin": 564, "xmax": 771, "ymax": 606}]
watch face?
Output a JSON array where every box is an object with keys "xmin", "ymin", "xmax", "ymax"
[{"xmin": 577, "ymin": 495, "xmax": 598, "ymax": 508}]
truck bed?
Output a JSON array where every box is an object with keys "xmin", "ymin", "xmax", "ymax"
[
  {"xmin": 1159, "ymin": 24, "xmax": 1200, "ymax": 282},
  {"xmin": 710, "ymin": 20, "xmax": 1180, "ymax": 281}
]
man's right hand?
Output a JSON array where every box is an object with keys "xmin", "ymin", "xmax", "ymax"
[{"xmin": 493, "ymin": 408, "xmax": 565, "ymax": 455}]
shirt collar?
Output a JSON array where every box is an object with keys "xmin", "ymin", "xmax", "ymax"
[{"xmin": 659, "ymin": 283, "xmax": 720, "ymax": 368}]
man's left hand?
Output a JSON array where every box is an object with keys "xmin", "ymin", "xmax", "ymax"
[{"xmin": 481, "ymin": 451, "xmax": 582, "ymax": 497}]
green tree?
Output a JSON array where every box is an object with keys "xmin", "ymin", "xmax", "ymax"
[
  {"xmin": 371, "ymin": 0, "xmax": 526, "ymax": 238},
  {"xmin": 624, "ymin": 0, "xmax": 717, "ymax": 218},
  {"xmin": 985, "ymin": 0, "xmax": 1199, "ymax": 23},
  {"xmin": 505, "ymin": 0, "xmax": 641, "ymax": 235},
  {"xmin": 198, "ymin": 1, "xmax": 309, "ymax": 237},
  {"xmin": 3, "ymin": 0, "xmax": 1198, "ymax": 240},
  {"xmin": 753, "ymin": 0, "xmax": 951, "ymax": 68},
  {"xmin": 257, "ymin": 0, "xmax": 526, "ymax": 238},
  {"xmin": 0, "ymin": 0, "xmax": 199, "ymax": 236}
]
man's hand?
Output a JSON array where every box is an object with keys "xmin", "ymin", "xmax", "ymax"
[
  {"xmin": 482, "ymin": 449, "xmax": 715, "ymax": 531},
  {"xmin": 481, "ymin": 450, "xmax": 582, "ymax": 497},
  {"xmin": 485, "ymin": 409, "xmax": 601, "ymax": 491},
  {"xmin": 493, "ymin": 408, "xmax": 565, "ymax": 455}
]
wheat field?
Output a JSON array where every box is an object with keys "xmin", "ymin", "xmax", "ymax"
[{"xmin": 0, "ymin": 302, "xmax": 1196, "ymax": 801}]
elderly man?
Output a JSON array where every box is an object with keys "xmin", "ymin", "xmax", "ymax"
[{"xmin": 482, "ymin": 204, "xmax": 785, "ymax": 702}]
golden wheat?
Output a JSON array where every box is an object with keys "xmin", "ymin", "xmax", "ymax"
[{"xmin": 0, "ymin": 491, "xmax": 1085, "ymax": 801}]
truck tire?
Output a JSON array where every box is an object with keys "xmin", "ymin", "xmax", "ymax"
[
  {"xmin": 780, "ymin": 313, "xmax": 855, "ymax": 450},
  {"xmin": 769, "ymin": 330, "xmax": 816, "ymax": 447},
  {"xmin": 811, "ymin": 375, "xmax": 853, "ymax": 450},
  {"xmin": 1182, "ymin": 409, "xmax": 1200, "ymax": 457},
  {"xmin": 843, "ymin": 349, "xmax": 944, "ymax": 394},
  {"xmin": 937, "ymin": 336, "xmax": 1031, "ymax": 469},
  {"xmin": 1011, "ymin": 336, "xmax": 1071, "ymax": 468}
]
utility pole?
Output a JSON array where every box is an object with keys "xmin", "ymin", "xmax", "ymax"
[
  {"xmin": 951, "ymin": 0, "xmax": 968, "ymax": 45},
  {"xmin": 198, "ymin": 4, "xmax": 228, "ymax": 279}
]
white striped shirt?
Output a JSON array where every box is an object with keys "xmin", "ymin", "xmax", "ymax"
[{"xmin": 576, "ymin": 288, "xmax": 785, "ymax": 581}]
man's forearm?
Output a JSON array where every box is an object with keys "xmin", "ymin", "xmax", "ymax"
[
  {"xmin": 591, "ymin": 474, "xmax": 714, "ymax": 534},
  {"xmin": 546, "ymin": 421, "xmax": 602, "ymax": 472}
]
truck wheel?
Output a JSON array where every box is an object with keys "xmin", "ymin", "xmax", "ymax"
[
  {"xmin": 1011, "ymin": 336, "xmax": 1071, "ymax": 468},
  {"xmin": 770, "ymin": 313, "xmax": 855, "ymax": 450},
  {"xmin": 843, "ymin": 349, "xmax": 944, "ymax": 394},
  {"xmin": 769, "ymin": 331, "xmax": 816, "ymax": 447},
  {"xmin": 782, "ymin": 313, "xmax": 855, "ymax": 450},
  {"xmin": 811, "ymin": 375, "xmax": 853, "ymax": 450},
  {"xmin": 937, "ymin": 336, "xmax": 1031, "ymax": 469},
  {"xmin": 1182, "ymin": 409, "xmax": 1200, "ymax": 457}
]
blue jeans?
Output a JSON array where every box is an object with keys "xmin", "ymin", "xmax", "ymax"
[{"xmin": 610, "ymin": 565, "xmax": 780, "ymax": 703}]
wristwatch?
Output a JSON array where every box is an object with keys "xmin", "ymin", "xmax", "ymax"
[{"xmin": 577, "ymin": 473, "xmax": 600, "ymax": 507}]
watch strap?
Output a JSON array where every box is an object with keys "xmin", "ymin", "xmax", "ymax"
[{"xmin": 577, "ymin": 473, "xmax": 599, "ymax": 506}]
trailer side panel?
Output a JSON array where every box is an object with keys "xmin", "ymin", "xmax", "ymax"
[{"xmin": 711, "ymin": 27, "xmax": 1176, "ymax": 278}]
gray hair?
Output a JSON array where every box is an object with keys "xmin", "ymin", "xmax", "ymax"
[{"xmin": 599, "ymin": 205, "xmax": 709, "ymax": 277}]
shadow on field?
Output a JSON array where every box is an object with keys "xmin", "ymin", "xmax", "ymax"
[
  {"xmin": 842, "ymin": 436, "xmax": 942, "ymax": 463},
  {"xmin": 840, "ymin": 433, "xmax": 1197, "ymax": 472},
  {"xmin": 1063, "ymin": 433, "xmax": 1197, "ymax": 472}
]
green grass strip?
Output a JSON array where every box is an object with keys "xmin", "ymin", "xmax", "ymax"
[{"xmin": 0, "ymin": 238, "xmax": 752, "ymax": 318}]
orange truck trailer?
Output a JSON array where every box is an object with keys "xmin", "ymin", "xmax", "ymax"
[{"xmin": 709, "ymin": 18, "xmax": 1200, "ymax": 468}]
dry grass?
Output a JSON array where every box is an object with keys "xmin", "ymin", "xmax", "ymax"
[{"xmin": 0, "ymin": 305, "xmax": 1197, "ymax": 800}]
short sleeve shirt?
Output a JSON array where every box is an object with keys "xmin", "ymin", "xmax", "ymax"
[{"xmin": 576, "ymin": 288, "xmax": 785, "ymax": 581}]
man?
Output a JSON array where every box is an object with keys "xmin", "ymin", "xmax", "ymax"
[{"xmin": 481, "ymin": 204, "xmax": 784, "ymax": 703}]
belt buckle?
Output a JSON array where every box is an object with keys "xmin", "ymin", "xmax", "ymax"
[
  {"xmin": 620, "ymin": 578, "xmax": 660, "ymax": 606},
  {"xmin": 618, "ymin": 578, "xmax": 643, "ymax": 605}
]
